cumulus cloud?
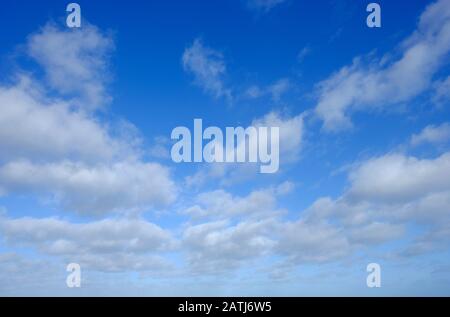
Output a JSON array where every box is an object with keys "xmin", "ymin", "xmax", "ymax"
[
  {"xmin": 179, "ymin": 182, "xmax": 373, "ymax": 274},
  {"xmin": 315, "ymin": 0, "xmax": 450, "ymax": 131},
  {"xmin": 0, "ymin": 160, "xmax": 176, "ymax": 215},
  {"xmin": 27, "ymin": 23, "xmax": 113, "ymax": 110},
  {"xmin": 182, "ymin": 39, "xmax": 232, "ymax": 101},
  {"xmin": 183, "ymin": 182, "xmax": 291, "ymax": 220},
  {"xmin": 182, "ymin": 219, "xmax": 277, "ymax": 273},
  {"xmin": 410, "ymin": 123, "xmax": 450, "ymax": 147},
  {"xmin": 294, "ymin": 150, "xmax": 450, "ymax": 261},
  {"xmin": 0, "ymin": 78, "xmax": 176, "ymax": 214},
  {"xmin": 0, "ymin": 19, "xmax": 179, "ymax": 276},
  {"xmin": 0, "ymin": 23, "xmax": 177, "ymax": 215},
  {"xmin": 0, "ymin": 216, "xmax": 174, "ymax": 272},
  {"xmin": 3, "ymin": 3, "xmax": 450, "ymax": 288},
  {"xmin": 347, "ymin": 152, "xmax": 450, "ymax": 204},
  {"xmin": 0, "ymin": 77, "xmax": 135, "ymax": 163},
  {"xmin": 180, "ymin": 183, "xmax": 293, "ymax": 272}
]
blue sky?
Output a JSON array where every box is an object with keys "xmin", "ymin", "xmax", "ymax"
[{"xmin": 0, "ymin": 0, "xmax": 450, "ymax": 296}]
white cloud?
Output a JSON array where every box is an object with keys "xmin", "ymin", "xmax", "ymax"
[
  {"xmin": 410, "ymin": 123, "xmax": 450, "ymax": 147},
  {"xmin": 27, "ymin": 23, "xmax": 113, "ymax": 110},
  {"xmin": 182, "ymin": 39, "xmax": 232, "ymax": 101},
  {"xmin": 294, "ymin": 150, "xmax": 450, "ymax": 260},
  {"xmin": 180, "ymin": 183, "xmax": 295, "ymax": 272},
  {"xmin": 182, "ymin": 219, "xmax": 277, "ymax": 273},
  {"xmin": 0, "ymin": 22, "xmax": 178, "ymax": 216},
  {"xmin": 0, "ymin": 216, "xmax": 174, "ymax": 272},
  {"xmin": 244, "ymin": 78, "xmax": 291, "ymax": 102},
  {"xmin": 315, "ymin": 0, "xmax": 450, "ymax": 131},
  {"xmin": 0, "ymin": 77, "xmax": 135, "ymax": 163},
  {"xmin": 0, "ymin": 160, "xmax": 176, "ymax": 215},
  {"xmin": 0, "ymin": 77, "xmax": 176, "ymax": 214},
  {"xmin": 183, "ymin": 182, "xmax": 291, "ymax": 220},
  {"xmin": 4, "ymin": 5, "xmax": 450, "ymax": 284},
  {"xmin": 347, "ymin": 152, "xmax": 450, "ymax": 204}
]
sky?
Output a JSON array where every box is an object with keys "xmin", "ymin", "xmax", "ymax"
[{"xmin": 0, "ymin": 0, "xmax": 450, "ymax": 296}]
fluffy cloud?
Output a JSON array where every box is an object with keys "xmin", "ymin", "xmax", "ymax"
[
  {"xmin": 181, "ymin": 176, "xmax": 393, "ymax": 271},
  {"xmin": 3, "ymin": 2, "xmax": 450, "ymax": 289},
  {"xmin": 0, "ymin": 216, "xmax": 174, "ymax": 272},
  {"xmin": 182, "ymin": 185, "xmax": 371, "ymax": 270},
  {"xmin": 0, "ymin": 160, "xmax": 176, "ymax": 214},
  {"xmin": 182, "ymin": 219, "xmax": 277, "ymax": 273},
  {"xmin": 182, "ymin": 39, "xmax": 232, "ymax": 101},
  {"xmin": 27, "ymin": 23, "xmax": 113, "ymax": 110},
  {"xmin": 296, "ymin": 150, "xmax": 450, "ymax": 259},
  {"xmin": 0, "ymin": 77, "xmax": 134, "ymax": 163},
  {"xmin": 183, "ymin": 182, "xmax": 292, "ymax": 219},
  {"xmin": 180, "ymin": 183, "xmax": 293, "ymax": 272},
  {"xmin": 0, "ymin": 23, "xmax": 177, "ymax": 215},
  {"xmin": 347, "ymin": 152, "xmax": 450, "ymax": 204},
  {"xmin": 315, "ymin": 0, "xmax": 450, "ymax": 131}
]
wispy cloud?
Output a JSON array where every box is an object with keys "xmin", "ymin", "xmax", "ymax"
[
  {"xmin": 246, "ymin": 0, "xmax": 287, "ymax": 13},
  {"xmin": 315, "ymin": 0, "xmax": 450, "ymax": 131},
  {"xmin": 182, "ymin": 38, "xmax": 232, "ymax": 102},
  {"xmin": 244, "ymin": 78, "xmax": 291, "ymax": 102},
  {"xmin": 410, "ymin": 123, "xmax": 450, "ymax": 147}
]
